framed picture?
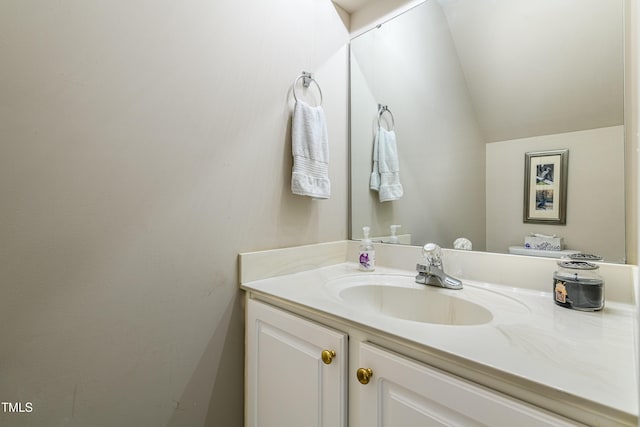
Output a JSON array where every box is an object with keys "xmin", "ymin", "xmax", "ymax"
[{"xmin": 523, "ymin": 149, "xmax": 568, "ymax": 224}]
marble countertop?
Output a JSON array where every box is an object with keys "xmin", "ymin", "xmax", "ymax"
[{"xmin": 241, "ymin": 262, "xmax": 638, "ymax": 420}]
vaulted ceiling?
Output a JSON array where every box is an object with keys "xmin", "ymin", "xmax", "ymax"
[
  {"xmin": 340, "ymin": 0, "xmax": 624, "ymax": 143},
  {"xmin": 438, "ymin": 0, "xmax": 624, "ymax": 142}
]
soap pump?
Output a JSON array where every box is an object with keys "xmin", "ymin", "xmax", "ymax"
[
  {"xmin": 359, "ymin": 226, "xmax": 375, "ymax": 271},
  {"xmin": 389, "ymin": 224, "xmax": 401, "ymax": 244}
]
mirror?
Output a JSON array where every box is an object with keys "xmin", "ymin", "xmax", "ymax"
[{"xmin": 349, "ymin": 0, "xmax": 626, "ymax": 263}]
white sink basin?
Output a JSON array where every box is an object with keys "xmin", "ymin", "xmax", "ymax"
[
  {"xmin": 325, "ymin": 274, "xmax": 529, "ymax": 326},
  {"xmin": 339, "ymin": 284, "xmax": 492, "ymax": 325}
]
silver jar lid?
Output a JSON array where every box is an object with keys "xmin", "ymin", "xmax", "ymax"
[
  {"xmin": 566, "ymin": 253, "xmax": 602, "ymax": 261},
  {"xmin": 557, "ymin": 260, "xmax": 599, "ymax": 270}
]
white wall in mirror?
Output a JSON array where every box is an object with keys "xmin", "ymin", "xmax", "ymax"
[
  {"xmin": 350, "ymin": 0, "xmax": 626, "ymax": 262},
  {"xmin": 350, "ymin": 0, "xmax": 486, "ymax": 249},
  {"xmin": 486, "ymin": 126, "xmax": 626, "ymax": 263}
]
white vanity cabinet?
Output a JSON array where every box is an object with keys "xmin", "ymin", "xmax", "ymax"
[
  {"xmin": 245, "ymin": 299, "xmax": 348, "ymax": 427},
  {"xmin": 246, "ymin": 297, "xmax": 588, "ymax": 427},
  {"xmin": 240, "ymin": 244, "xmax": 637, "ymax": 426},
  {"xmin": 356, "ymin": 342, "xmax": 585, "ymax": 427}
]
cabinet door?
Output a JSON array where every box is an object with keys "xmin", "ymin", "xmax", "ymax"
[
  {"xmin": 357, "ymin": 342, "xmax": 584, "ymax": 427},
  {"xmin": 246, "ymin": 299, "xmax": 347, "ymax": 427}
]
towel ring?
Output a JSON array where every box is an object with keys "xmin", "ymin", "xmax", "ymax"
[
  {"xmin": 293, "ymin": 71, "xmax": 323, "ymax": 106},
  {"xmin": 377, "ymin": 104, "xmax": 395, "ymax": 131}
]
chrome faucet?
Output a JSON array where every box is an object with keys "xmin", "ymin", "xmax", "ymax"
[{"xmin": 415, "ymin": 243, "xmax": 463, "ymax": 290}]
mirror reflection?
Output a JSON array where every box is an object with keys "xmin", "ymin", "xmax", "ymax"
[{"xmin": 349, "ymin": 0, "xmax": 626, "ymax": 262}]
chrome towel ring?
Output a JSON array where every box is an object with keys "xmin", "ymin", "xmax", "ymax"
[
  {"xmin": 377, "ymin": 104, "xmax": 395, "ymax": 131},
  {"xmin": 293, "ymin": 71, "xmax": 323, "ymax": 106}
]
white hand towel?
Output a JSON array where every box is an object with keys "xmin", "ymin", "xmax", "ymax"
[
  {"xmin": 291, "ymin": 100, "xmax": 330, "ymax": 199},
  {"xmin": 369, "ymin": 131, "xmax": 381, "ymax": 191},
  {"xmin": 370, "ymin": 127, "xmax": 403, "ymax": 202}
]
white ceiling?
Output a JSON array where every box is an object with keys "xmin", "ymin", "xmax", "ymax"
[
  {"xmin": 343, "ymin": 0, "xmax": 624, "ymax": 143},
  {"xmin": 438, "ymin": 0, "xmax": 624, "ymax": 142},
  {"xmin": 332, "ymin": 0, "xmax": 373, "ymax": 14}
]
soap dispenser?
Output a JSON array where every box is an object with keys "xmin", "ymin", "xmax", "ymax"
[
  {"xmin": 359, "ymin": 226, "xmax": 375, "ymax": 271},
  {"xmin": 389, "ymin": 224, "xmax": 401, "ymax": 244}
]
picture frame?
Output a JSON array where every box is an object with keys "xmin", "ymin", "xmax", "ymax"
[{"xmin": 523, "ymin": 149, "xmax": 568, "ymax": 224}]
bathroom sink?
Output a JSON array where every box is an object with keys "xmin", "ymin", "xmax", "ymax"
[
  {"xmin": 339, "ymin": 284, "xmax": 492, "ymax": 325},
  {"xmin": 325, "ymin": 274, "xmax": 529, "ymax": 326}
]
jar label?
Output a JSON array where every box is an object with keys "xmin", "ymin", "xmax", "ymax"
[{"xmin": 554, "ymin": 280, "xmax": 567, "ymax": 304}]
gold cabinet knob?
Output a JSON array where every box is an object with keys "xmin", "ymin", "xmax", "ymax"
[
  {"xmin": 321, "ymin": 350, "xmax": 336, "ymax": 365},
  {"xmin": 356, "ymin": 368, "xmax": 373, "ymax": 385}
]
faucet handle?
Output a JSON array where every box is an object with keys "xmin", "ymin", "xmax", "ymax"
[
  {"xmin": 422, "ymin": 243, "xmax": 443, "ymax": 268},
  {"xmin": 416, "ymin": 243, "xmax": 463, "ymax": 289}
]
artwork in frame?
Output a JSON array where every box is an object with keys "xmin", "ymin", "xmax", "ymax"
[{"xmin": 523, "ymin": 149, "xmax": 568, "ymax": 224}]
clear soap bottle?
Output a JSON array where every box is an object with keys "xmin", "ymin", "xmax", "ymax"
[
  {"xmin": 389, "ymin": 224, "xmax": 401, "ymax": 244},
  {"xmin": 359, "ymin": 226, "xmax": 375, "ymax": 271}
]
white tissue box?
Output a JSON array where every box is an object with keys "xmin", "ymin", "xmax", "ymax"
[{"xmin": 524, "ymin": 235, "xmax": 563, "ymax": 251}]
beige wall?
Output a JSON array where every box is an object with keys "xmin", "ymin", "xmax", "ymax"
[
  {"xmin": 623, "ymin": 1, "xmax": 640, "ymax": 407},
  {"xmin": 486, "ymin": 126, "xmax": 626, "ymax": 262},
  {"xmin": 350, "ymin": 0, "xmax": 486, "ymax": 248},
  {"xmin": 0, "ymin": 1, "xmax": 349, "ymax": 426},
  {"xmin": 625, "ymin": 0, "xmax": 639, "ymax": 265}
]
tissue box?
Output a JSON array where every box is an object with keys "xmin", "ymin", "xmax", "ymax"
[{"xmin": 524, "ymin": 235, "xmax": 563, "ymax": 251}]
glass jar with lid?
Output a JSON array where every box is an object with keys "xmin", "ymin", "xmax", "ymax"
[{"xmin": 553, "ymin": 254, "xmax": 604, "ymax": 311}]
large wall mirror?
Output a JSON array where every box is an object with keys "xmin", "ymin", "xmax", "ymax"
[{"xmin": 349, "ymin": 0, "xmax": 626, "ymax": 263}]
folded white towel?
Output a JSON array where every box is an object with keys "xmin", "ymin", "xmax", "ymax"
[
  {"xmin": 291, "ymin": 100, "xmax": 330, "ymax": 199},
  {"xmin": 370, "ymin": 127, "xmax": 403, "ymax": 202},
  {"xmin": 370, "ymin": 131, "xmax": 381, "ymax": 191}
]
